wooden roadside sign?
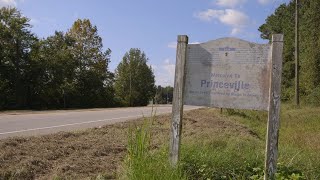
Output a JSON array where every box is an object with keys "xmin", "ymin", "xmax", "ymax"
[{"xmin": 170, "ymin": 34, "xmax": 283, "ymax": 180}]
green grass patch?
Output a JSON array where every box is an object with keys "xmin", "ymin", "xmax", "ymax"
[
  {"xmin": 122, "ymin": 114, "xmax": 184, "ymax": 180},
  {"xmin": 122, "ymin": 104, "xmax": 313, "ymax": 179},
  {"xmin": 180, "ymin": 137, "xmax": 265, "ymax": 180},
  {"xmin": 224, "ymin": 103, "xmax": 320, "ymax": 179}
]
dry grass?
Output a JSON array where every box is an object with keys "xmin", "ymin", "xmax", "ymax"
[
  {"xmin": 2, "ymin": 105, "xmax": 317, "ymax": 179},
  {"xmin": 0, "ymin": 108, "xmax": 257, "ymax": 180},
  {"xmin": 0, "ymin": 124, "xmax": 129, "ymax": 179}
]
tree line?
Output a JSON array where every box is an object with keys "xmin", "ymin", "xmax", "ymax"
[
  {"xmin": 0, "ymin": 7, "xmax": 158, "ymax": 110},
  {"xmin": 259, "ymin": 0, "xmax": 320, "ymax": 105},
  {"xmin": 4, "ymin": 2, "xmax": 316, "ymax": 110}
]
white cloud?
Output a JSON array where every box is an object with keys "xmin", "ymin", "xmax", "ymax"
[
  {"xmin": 258, "ymin": 0, "xmax": 271, "ymax": 5},
  {"xmin": 163, "ymin": 59, "xmax": 175, "ymax": 79},
  {"xmin": 150, "ymin": 64, "xmax": 157, "ymax": 71},
  {"xmin": 216, "ymin": 0, "xmax": 247, "ymax": 8},
  {"xmin": 168, "ymin": 41, "xmax": 200, "ymax": 49},
  {"xmin": 155, "ymin": 58, "xmax": 176, "ymax": 86},
  {"xmin": 219, "ymin": 9, "xmax": 249, "ymax": 27},
  {"xmin": 0, "ymin": 0, "xmax": 17, "ymax": 7},
  {"xmin": 190, "ymin": 41, "xmax": 200, "ymax": 44},
  {"xmin": 28, "ymin": 17, "xmax": 57, "ymax": 29},
  {"xmin": 30, "ymin": 18, "xmax": 39, "ymax": 25},
  {"xmin": 195, "ymin": 9, "xmax": 249, "ymax": 27},
  {"xmin": 194, "ymin": 9, "xmax": 225, "ymax": 22},
  {"xmin": 167, "ymin": 41, "xmax": 177, "ymax": 49},
  {"xmin": 231, "ymin": 27, "xmax": 242, "ymax": 35},
  {"xmin": 194, "ymin": 9, "xmax": 249, "ymax": 35}
]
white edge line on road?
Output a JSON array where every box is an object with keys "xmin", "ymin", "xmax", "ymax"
[
  {"xmin": 0, "ymin": 107, "xmax": 200, "ymax": 136},
  {"xmin": 0, "ymin": 114, "xmax": 146, "ymax": 135}
]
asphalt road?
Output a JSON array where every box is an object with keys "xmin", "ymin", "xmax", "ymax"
[{"xmin": 0, "ymin": 105, "xmax": 200, "ymax": 139}]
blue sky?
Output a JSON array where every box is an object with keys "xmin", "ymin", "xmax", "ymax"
[{"xmin": 1, "ymin": 0, "xmax": 289, "ymax": 86}]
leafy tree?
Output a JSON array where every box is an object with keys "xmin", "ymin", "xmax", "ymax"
[
  {"xmin": 28, "ymin": 31, "xmax": 77, "ymax": 108},
  {"xmin": 0, "ymin": 7, "xmax": 37, "ymax": 109},
  {"xmin": 0, "ymin": 11, "xmax": 115, "ymax": 109},
  {"xmin": 114, "ymin": 49, "xmax": 155, "ymax": 106},
  {"xmin": 67, "ymin": 19, "xmax": 114, "ymax": 107}
]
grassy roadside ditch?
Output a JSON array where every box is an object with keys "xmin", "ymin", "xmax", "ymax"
[
  {"xmin": 225, "ymin": 104, "xmax": 320, "ymax": 179},
  {"xmin": 122, "ymin": 104, "xmax": 314, "ymax": 180},
  {"xmin": 0, "ymin": 104, "xmax": 319, "ymax": 179}
]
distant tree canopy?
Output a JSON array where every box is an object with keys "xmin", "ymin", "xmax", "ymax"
[
  {"xmin": 259, "ymin": 0, "xmax": 320, "ymax": 104},
  {"xmin": 0, "ymin": 7, "xmax": 155, "ymax": 110},
  {"xmin": 154, "ymin": 85, "xmax": 173, "ymax": 104},
  {"xmin": 114, "ymin": 48, "xmax": 155, "ymax": 107}
]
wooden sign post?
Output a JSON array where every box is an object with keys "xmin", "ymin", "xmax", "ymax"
[
  {"xmin": 170, "ymin": 35, "xmax": 188, "ymax": 166},
  {"xmin": 170, "ymin": 34, "xmax": 284, "ymax": 179},
  {"xmin": 265, "ymin": 34, "xmax": 283, "ymax": 180}
]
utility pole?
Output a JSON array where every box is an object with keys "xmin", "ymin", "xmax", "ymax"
[
  {"xmin": 167, "ymin": 86, "xmax": 169, "ymax": 104},
  {"xmin": 295, "ymin": 0, "xmax": 300, "ymax": 106},
  {"xmin": 129, "ymin": 60, "xmax": 132, "ymax": 107}
]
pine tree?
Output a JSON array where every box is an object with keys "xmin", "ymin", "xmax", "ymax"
[
  {"xmin": 114, "ymin": 48, "xmax": 155, "ymax": 106},
  {"xmin": 258, "ymin": 0, "xmax": 320, "ymax": 103}
]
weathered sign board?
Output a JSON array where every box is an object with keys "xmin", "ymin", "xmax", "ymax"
[
  {"xmin": 184, "ymin": 38, "xmax": 271, "ymax": 110},
  {"xmin": 170, "ymin": 35, "xmax": 283, "ymax": 180}
]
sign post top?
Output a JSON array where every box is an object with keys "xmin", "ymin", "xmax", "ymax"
[
  {"xmin": 177, "ymin": 35, "xmax": 188, "ymax": 43},
  {"xmin": 272, "ymin": 34, "xmax": 284, "ymax": 42},
  {"xmin": 191, "ymin": 37, "xmax": 271, "ymax": 47}
]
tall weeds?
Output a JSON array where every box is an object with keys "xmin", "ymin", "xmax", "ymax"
[
  {"xmin": 123, "ymin": 107, "xmax": 183, "ymax": 180},
  {"xmin": 125, "ymin": 108, "xmax": 155, "ymax": 179}
]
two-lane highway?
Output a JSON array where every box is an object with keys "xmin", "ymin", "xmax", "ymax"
[{"xmin": 0, "ymin": 105, "xmax": 200, "ymax": 139}]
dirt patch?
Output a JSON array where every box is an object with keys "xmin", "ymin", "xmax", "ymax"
[{"xmin": 0, "ymin": 108, "xmax": 258, "ymax": 179}]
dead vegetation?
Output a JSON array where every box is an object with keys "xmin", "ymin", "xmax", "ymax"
[{"xmin": 0, "ymin": 108, "xmax": 258, "ymax": 180}]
